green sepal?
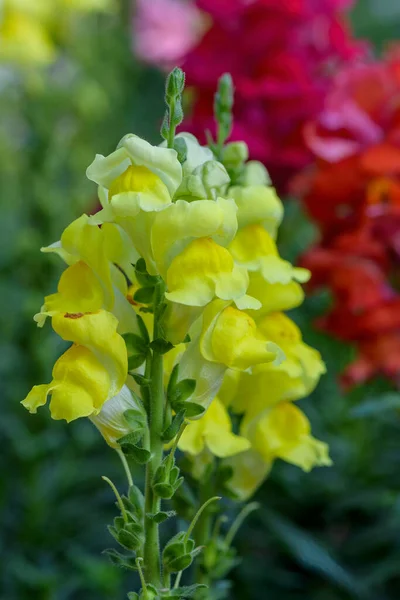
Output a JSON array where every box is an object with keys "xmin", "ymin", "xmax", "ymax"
[
  {"xmin": 150, "ymin": 338, "xmax": 174, "ymax": 355},
  {"xmin": 162, "ymin": 531, "xmax": 199, "ymax": 574},
  {"xmin": 127, "ymin": 485, "xmax": 145, "ymax": 518},
  {"xmin": 162, "ymin": 409, "xmax": 186, "ymax": 442},
  {"xmin": 134, "ymin": 287, "xmax": 155, "ymax": 305},
  {"xmin": 152, "ymin": 456, "xmax": 183, "ymax": 499},
  {"xmin": 146, "ymin": 510, "xmax": 176, "ymax": 524},
  {"xmin": 121, "ymin": 443, "xmax": 152, "ymax": 464},
  {"xmin": 117, "ymin": 527, "xmax": 143, "ymax": 551},
  {"xmin": 103, "ymin": 548, "xmax": 137, "ymax": 570},
  {"xmin": 128, "ymin": 593, "xmax": 139, "ymax": 600}
]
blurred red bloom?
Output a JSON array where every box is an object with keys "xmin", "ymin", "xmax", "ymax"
[
  {"xmin": 179, "ymin": 0, "xmax": 366, "ymax": 190},
  {"xmin": 133, "ymin": 0, "xmax": 365, "ymax": 190},
  {"xmin": 296, "ymin": 48, "xmax": 400, "ymax": 387}
]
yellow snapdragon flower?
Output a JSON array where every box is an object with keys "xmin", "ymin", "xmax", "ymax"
[
  {"xmin": 22, "ymin": 260, "xmax": 127, "ymax": 422},
  {"xmin": 225, "ymin": 402, "xmax": 332, "ymax": 501},
  {"xmin": 179, "ymin": 398, "xmax": 250, "ymax": 458}
]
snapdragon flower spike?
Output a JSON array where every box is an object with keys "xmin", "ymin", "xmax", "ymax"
[{"xmin": 22, "ymin": 74, "xmax": 329, "ymax": 502}]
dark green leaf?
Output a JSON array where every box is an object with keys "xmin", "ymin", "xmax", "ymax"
[
  {"xmin": 133, "ymin": 287, "xmax": 154, "ymax": 305},
  {"xmin": 137, "ymin": 314, "xmax": 150, "ymax": 344},
  {"xmin": 123, "ymin": 333, "xmax": 148, "ymax": 355},
  {"xmin": 177, "ymin": 402, "xmax": 204, "ymax": 419},
  {"xmin": 121, "ymin": 443, "xmax": 151, "ymax": 464},
  {"xmin": 131, "ymin": 373, "xmax": 150, "ymax": 387},
  {"xmin": 162, "ymin": 409, "xmax": 186, "ymax": 442},
  {"xmin": 128, "ymin": 354, "xmax": 147, "ymax": 370},
  {"xmin": 170, "ymin": 379, "xmax": 196, "ymax": 406},
  {"xmin": 166, "ymin": 584, "xmax": 207, "ymax": 598},
  {"xmin": 146, "ymin": 510, "xmax": 176, "ymax": 524},
  {"xmin": 150, "ymin": 338, "xmax": 174, "ymax": 355},
  {"xmin": 102, "ymin": 548, "xmax": 136, "ymax": 570}
]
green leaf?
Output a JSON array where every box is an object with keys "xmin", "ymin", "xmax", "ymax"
[
  {"xmin": 170, "ymin": 379, "xmax": 196, "ymax": 406},
  {"xmin": 167, "ymin": 364, "xmax": 180, "ymax": 402},
  {"xmin": 121, "ymin": 443, "xmax": 151, "ymax": 465},
  {"xmin": 128, "ymin": 354, "xmax": 147, "ymax": 370},
  {"xmin": 130, "ymin": 373, "xmax": 150, "ymax": 387},
  {"xmin": 146, "ymin": 510, "xmax": 176, "ymax": 524},
  {"xmin": 133, "ymin": 287, "xmax": 154, "ymax": 305},
  {"xmin": 178, "ymin": 402, "xmax": 204, "ymax": 419},
  {"xmin": 118, "ymin": 431, "xmax": 144, "ymax": 446},
  {"xmin": 150, "ymin": 338, "xmax": 174, "ymax": 355},
  {"xmin": 162, "ymin": 409, "xmax": 186, "ymax": 442},
  {"xmin": 123, "ymin": 333, "xmax": 148, "ymax": 356},
  {"xmin": 137, "ymin": 314, "xmax": 150, "ymax": 345},
  {"xmin": 123, "ymin": 409, "xmax": 147, "ymax": 430},
  {"xmin": 102, "ymin": 548, "xmax": 136, "ymax": 570}
]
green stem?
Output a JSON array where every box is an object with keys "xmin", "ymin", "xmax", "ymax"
[
  {"xmin": 143, "ymin": 287, "xmax": 165, "ymax": 588},
  {"xmin": 116, "ymin": 447, "xmax": 134, "ymax": 489}
]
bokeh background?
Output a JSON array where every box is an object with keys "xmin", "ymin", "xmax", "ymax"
[{"xmin": 2, "ymin": 0, "xmax": 400, "ymax": 598}]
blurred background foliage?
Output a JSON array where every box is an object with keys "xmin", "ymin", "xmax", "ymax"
[{"xmin": 2, "ymin": 0, "xmax": 400, "ymax": 599}]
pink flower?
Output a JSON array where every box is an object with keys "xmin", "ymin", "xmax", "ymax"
[{"xmin": 133, "ymin": 0, "xmax": 206, "ymax": 68}]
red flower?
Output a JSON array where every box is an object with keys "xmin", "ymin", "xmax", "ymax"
[
  {"xmin": 179, "ymin": 0, "xmax": 366, "ymax": 190},
  {"xmin": 298, "ymin": 48, "xmax": 400, "ymax": 386}
]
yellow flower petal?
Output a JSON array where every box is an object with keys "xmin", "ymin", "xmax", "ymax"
[
  {"xmin": 224, "ymin": 450, "xmax": 272, "ymax": 501},
  {"xmin": 165, "ymin": 238, "xmax": 249, "ymax": 307},
  {"xmin": 179, "ymin": 398, "xmax": 250, "ymax": 458},
  {"xmin": 49, "ymin": 345, "xmax": 111, "ymax": 421},
  {"xmin": 52, "ymin": 310, "xmax": 127, "ymax": 398},
  {"xmin": 200, "ymin": 301, "xmax": 284, "ymax": 370},
  {"xmin": 151, "ymin": 198, "xmax": 238, "ymax": 278},
  {"xmin": 253, "ymin": 403, "xmax": 332, "ymax": 472},
  {"xmin": 230, "ymin": 185, "xmax": 283, "ymax": 238},
  {"xmin": 34, "ymin": 261, "xmax": 104, "ymax": 326}
]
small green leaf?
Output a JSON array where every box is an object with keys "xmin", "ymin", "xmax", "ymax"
[
  {"xmin": 136, "ymin": 314, "xmax": 150, "ymax": 344},
  {"xmin": 127, "ymin": 593, "xmax": 139, "ymax": 600},
  {"xmin": 123, "ymin": 409, "xmax": 147, "ymax": 430},
  {"xmin": 171, "ymin": 379, "xmax": 196, "ymax": 405},
  {"xmin": 128, "ymin": 354, "xmax": 147, "ymax": 370},
  {"xmin": 146, "ymin": 510, "xmax": 176, "ymax": 524},
  {"xmin": 123, "ymin": 333, "xmax": 148, "ymax": 355},
  {"xmin": 121, "ymin": 443, "xmax": 152, "ymax": 465},
  {"xmin": 118, "ymin": 431, "xmax": 144, "ymax": 446},
  {"xmin": 134, "ymin": 287, "xmax": 154, "ymax": 305},
  {"xmin": 167, "ymin": 364, "xmax": 180, "ymax": 403},
  {"xmin": 162, "ymin": 409, "xmax": 186, "ymax": 442},
  {"xmin": 130, "ymin": 373, "xmax": 150, "ymax": 387},
  {"xmin": 150, "ymin": 338, "xmax": 174, "ymax": 355},
  {"xmin": 178, "ymin": 401, "xmax": 204, "ymax": 419},
  {"xmin": 102, "ymin": 548, "xmax": 136, "ymax": 570}
]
